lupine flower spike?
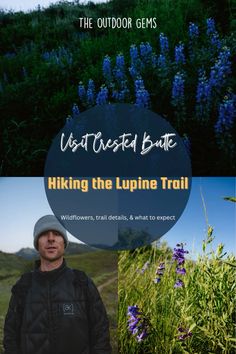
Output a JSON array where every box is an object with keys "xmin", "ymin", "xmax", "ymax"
[
  {"xmin": 215, "ymin": 95, "xmax": 235, "ymax": 134},
  {"xmin": 103, "ymin": 55, "xmax": 112, "ymax": 83},
  {"xmin": 154, "ymin": 262, "xmax": 165, "ymax": 283},
  {"xmin": 172, "ymin": 72, "xmax": 185, "ymax": 108},
  {"xmin": 173, "ymin": 243, "xmax": 188, "ymax": 288},
  {"xmin": 159, "ymin": 33, "xmax": 169, "ymax": 54},
  {"xmin": 134, "ymin": 77, "xmax": 150, "ymax": 108},
  {"xmin": 72, "ymin": 103, "xmax": 80, "ymax": 119},
  {"xmin": 96, "ymin": 86, "xmax": 108, "ymax": 105},
  {"xmin": 175, "ymin": 43, "xmax": 186, "ymax": 65},
  {"xmin": 127, "ymin": 305, "xmax": 149, "ymax": 342}
]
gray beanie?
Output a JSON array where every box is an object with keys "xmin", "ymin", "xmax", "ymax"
[{"xmin": 33, "ymin": 215, "xmax": 68, "ymax": 250}]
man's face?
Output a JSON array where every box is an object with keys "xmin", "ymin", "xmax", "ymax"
[{"xmin": 37, "ymin": 230, "xmax": 65, "ymax": 262}]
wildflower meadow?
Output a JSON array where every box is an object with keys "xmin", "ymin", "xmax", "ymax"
[
  {"xmin": 0, "ymin": 0, "xmax": 235, "ymax": 175},
  {"xmin": 118, "ymin": 227, "xmax": 236, "ymax": 353},
  {"xmin": 66, "ymin": 17, "xmax": 236, "ymax": 175}
]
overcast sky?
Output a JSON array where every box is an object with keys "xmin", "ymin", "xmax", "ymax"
[
  {"xmin": 0, "ymin": 177, "xmax": 235, "ymax": 259},
  {"xmin": 0, "ymin": 0, "xmax": 106, "ymax": 13}
]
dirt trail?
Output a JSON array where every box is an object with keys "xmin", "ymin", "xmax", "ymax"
[{"xmin": 98, "ymin": 276, "xmax": 117, "ymax": 292}]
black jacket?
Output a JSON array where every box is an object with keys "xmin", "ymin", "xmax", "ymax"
[{"xmin": 3, "ymin": 260, "xmax": 111, "ymax": 354}]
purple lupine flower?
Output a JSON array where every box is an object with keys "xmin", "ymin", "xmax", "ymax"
[
  {"xmin": 140, "ymin": 42, "xmax": 152, "ymax": 63},
  {"xmin": 154, "ymin": 277, "xmax": 161, "ymax": 283},
  {"xmin": 88, "ymin": 79, "xmax": 95, "ymax": 93},
  {"xmin": 210, "ymin": 32, "xmax": 222, "ymax": 50},
  {"xmin": 137, "ymin": 330, "xmax": 148, "ymax": 342},
  {"xmin": 176, "ymin": 267, "xmax": 186, "ymax": 275},
  {"xmin": 112, "ymin": 90, "xmax": 119, "ymax": 100},
  {"xmin": 129, "ymin": 65, "xmax": 138, "ymax": 79},
  {"xmin": 112, "ymin": 85, "xmax": 129, "ymax": 102},
  {"xmin": 103, "ymin": 55, "xmax": 112, "ymax": 82},
  {"xmin": 175, "ymin": 43, "xmax": 185, "ymax": 64},
  {"xmin": 189, "ymin": 22, "xmax": 199, "ymax": 39},
  {"xmin": 121, "ymin": 87, "xmax": 128, "ymax": 101},
  {"xmin": 215, "ymin": 95, "xmax": 235, "ymax": 134},
  {"xmin": 66, "ymin": 115, "xmax": 73, "ymax": 128},
  {"xmin": 154, "ymin": 262, "xmax": 165, "ymax": 283},
  {"xmin": 217, "ymin": 46, "xmax": 231, "ymax": 68},
  {"xmin": 78, "ymin": 82, "xmax": 86, "ymax": 101},
  {"xmin": 177, "ymin": 327, "xmax": 193, "ymax": 341},
  {"xmin": 196, "ymin": 70, "xmax": 211, "ymax": 119},
  {"xmin": 172, "ymin": 72, "xmax": 185, "ymax": 107},
  {"xmin": 206, "ymin": 18, "xmax": 216, "ymax": 36},
  {"xmin": 209, "ymin": 47, "xmax": 231, "ymax": 90},
  {"xmin": 157, "ymin": 54, "xmax": 169, "ymax": 78},
  {"xmin": 96, "ymin": 86, "xmax": 108, "ymax": 105},
  {"xmin": 135, "ymin": 89, "xmax": 150, "ymax": 108},
  {"xmin": 127, "ymin": 305, "xmax": 149, "ymax": 342},
  {"xmin": 127, "ymin": 305, "xmax": 141, "ymax": 317},
  {"xmin": 129, "ymin": 45, "xmax": 140, "ymax": 79},
  {"xmin": 128, "ymin": 316, "xmax": 140, "ymax": 334},
  {"xmin": 72, "ymin": 103, "xmax": 80, "ymax": 119},
  {"xmin": 87, "ymin": 89, "xmax": 95, "ymax": 106},
  {"xmin": 173, "ymin": 243, "xmax": 188, "ymax": 287},
  {"xmin": 116, "ymin": 53, "xmax": 125, "ymax": 69},
  {"xmin": 87, "ymin": 79, "xmax": 95, "ymax": 106},
  {"xmin": 157, "ymin": 262, "xmax": 165, "ymax": 271},
  {"xmin": 174, "ymin": 279, "xmax": 184, "ymax": 288},
  {"xmin": 134, "ymin": 77, "xmax": 150, "ymax": 108},
  {"xmin": 157, "ymin": 54, "xmax": 167, "ymax": 68},
  {"xmin": 206, "ymin": 18, "xmax": 222, "ymax": 51},
  {"xmin": 130, "ymin": 44, "xmax": 139, "ymax": 63},
  {"xmin": 172, "ymin": 243, "xmax": 189, "ymax": 265},
  {"xmin": 152, "ymin": 54, "xmax": 158, "ymax": 68},
  {"xmin": 114, "ymin": 53, "xmax": 126, "ymax": 81},
  {"xmin": 135, "ymin": 77, "xmax": 145, "ymax": 92},
  {"xmin": 43, "ymin": 47, "xmax": 73, "ymax": 67},
  {"xmin": 188, "ymin": 22, "xmax": 199, "ymax": 60},
  {"xmin": 159, "ymin": 33, "xmax": 169, "ymax": 54}
]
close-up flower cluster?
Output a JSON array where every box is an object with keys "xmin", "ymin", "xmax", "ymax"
[
  {"xmin": 172, "ymin": 243, "xmax": 188, "ymax": 288},
  {"xmin": 65, "ymin": 17, "xmax": 235, "ymax": 173},
  {"xmin": 127, "ymin": 305, "xmax": 150, "ymax": 342}
]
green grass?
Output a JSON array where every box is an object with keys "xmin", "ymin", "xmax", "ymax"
[
  {"xmin": 66, "ymin": 250, "xmax": 118, "ymax": 282},
  {"xmin": 0, "ymin": 275, "xmax": 19, "ymax": 353},
  {"xmin": 118, "ymin": 233, "xmax": 236, "ymax": 353},
  {"xmin": 100, "ymin": 277, "xmax": 118, "ymax": 353},
  {"xmin": 0, "ymin": 251, "xmax": 27, "ymax": 273}
]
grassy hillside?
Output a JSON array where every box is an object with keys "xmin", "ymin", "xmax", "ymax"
[
  {"xmin": 0, "ymin": 251, "xmax": 27, "ymax": 277},
  {"xmin": 0, "ymin": 0, "xmax": 235, "ymax": 175},
  {"xmin": 0, "ymin": 249, "xmax": 118, "ymax": 353}
]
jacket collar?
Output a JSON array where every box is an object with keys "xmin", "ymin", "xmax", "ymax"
[{"xmin": 34, "ymin": 258, "xmax": 67, "ymax": 282}]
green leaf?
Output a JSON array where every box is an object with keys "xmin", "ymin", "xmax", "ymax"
[{"xmin": 189, "ymin": 323, "xmax": 197, "ymax": 332}]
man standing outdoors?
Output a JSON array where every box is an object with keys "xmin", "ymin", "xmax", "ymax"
[{"xmin": 3, "ymin": 215, "xmax": 112, "ymax": 354}]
